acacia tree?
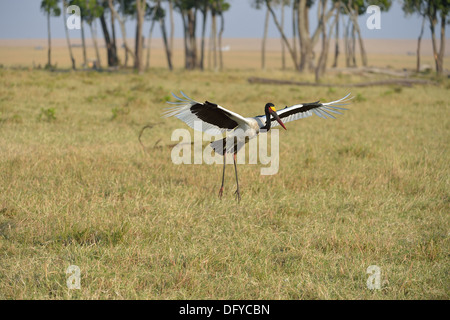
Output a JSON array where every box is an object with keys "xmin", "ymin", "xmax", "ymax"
[
  {"xmin": 264, "ymin": 0, "xmax": 300, "ymax": 70},
  {"xmin": 154, "ymin": 0, "xmax": 174, "ymax": 70},
  {"xmin": 208, "ymin": 0, "xmax": 229, "ymax": 71},
  {"xmin": 403, "ymin": 0, "xmax": 427, "ymax": 72},
  {"xmin": 215, "ymin": 0, "xmax": 230, "ymax": 70},
  {"xmin": 280, "ymin": 0, "xmax": 291, "ymax": 69},
  {"xmin": 253, "ymin": 0, "xmax": 289, "ymax": 70},
  {"xmin": 315, "ymin": 0, "xmax": 338, "ymax": 81},
  {"xmin": 174, "ymin": 0, "xmax": 198, "ymax": 69},
  {"xmin": 99, "ymin": 2, "xmax": 119, "ymax": 67},
  {"xmin": 331, "ymin": 0, "xmax": 341, "ymax": 67},
  {"xmin": 145, "ymin": 5, "xmax": 157, "ymax": 69},
  {"xmin": 264, "ymin": 0, "xmax": 336, "ymax": 72},
  {"xmin": 425, "ymin": 0, "xmax": 448, "ymax": 75},
  {"xmin": 108, "ymin": 0, "xmax": 135, "ymax": 67},
  {"xmin": 70, "ymin": 0, "xmax": 90, "ymax": 67},
  {"xmin": 84, "ymin": 0, "xmax": 104, "ymax": 68},
  {"xmin": 62, "ymin": 0, "xmax": 76, "ymax": 69},
  {"xmin": 173, "ymin": 0, "xmax": 229, "ymax": 70},
  {"xmin": 199, "ymin": 0, "xmax": 209, "ymax": 70},
  {"xmin": 134, "ymin": 0, "xmax": 147, "ymax": 72},
  {"xmin": 252, "ymin": 0, "xmax": 270, "ymax": 70},
  {"xmin": 403, "ymin": 0, "xmax": 448, "ymax": 74},
  {"xmin": 342, "ymin": 0, "xmax": 392, "ymax": 68},
  {"xmin": 40, "ymin": 0, "xmax": 61, "ymax": 68}
]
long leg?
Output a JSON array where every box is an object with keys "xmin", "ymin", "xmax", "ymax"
[
  {"xmin": 233, "ymin": 153, "xmax": 241, "ymax": 202},
  {"xmin": 218, "ymin": 153, "xmax": 226, "ymax": 198}
]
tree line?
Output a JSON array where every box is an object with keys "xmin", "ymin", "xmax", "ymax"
[
  {"xmin": 41, "ymin": 0, "xmax": 448, "ymax": 75},
  {"xmin": 41, "ymin": 0, "xmax": 229, "ymax": 72}
]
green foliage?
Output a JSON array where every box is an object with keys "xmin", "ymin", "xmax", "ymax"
[
  {"xmin": 0, "ymin": 113, "xmax": 23, "ymax": 124},
  {"xmin": 173, "ymin": 0, "xmax": 230, "ymax": 13},
  {"xmin": 38, "ymin": 107, "xmax": 57, "ymax": 121},
  {"xmin": 40, "ymin": 0, "xmax": 61, "ymax": 17},
  {"xmin": 338, "ymin": 0, "xmax": 392, "ymax": 15},
  {"xmin": 355, "ymin": 92, "xmax": 366, "ymax": 102},
  {"xmin": 402, "ymin": 0, "xmax": 449, "ymax": 19},
  {"xmin": 111, "ymin": 106, "xmax": 130, "ymax": 120},
  {"xmin": 83, "ymin": 0, "xmax": 104, "ymax": 23}
]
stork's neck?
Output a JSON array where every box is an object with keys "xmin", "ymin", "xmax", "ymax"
[{"xmin": 261, "ymin": 110, "xmax": 271, "ymax": 131}]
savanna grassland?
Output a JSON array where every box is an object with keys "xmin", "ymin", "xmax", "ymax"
[{"xmin": 0, "ymin": 63, "xmax": 449, "ymax": 299}]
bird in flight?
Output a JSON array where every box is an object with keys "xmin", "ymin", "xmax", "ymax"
[{"xmin": 164, "ymin": 91, "xmax": 353, "ymax": 202}]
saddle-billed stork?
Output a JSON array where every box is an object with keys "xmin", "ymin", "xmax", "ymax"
[{"xmin": 164, "ymin": 91, "xmax": 352, "ymax": 202}]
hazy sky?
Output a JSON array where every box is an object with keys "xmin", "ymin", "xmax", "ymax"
[{"xmin": 0, "ymin": 0, "xmax": 447, "ymax": 40}]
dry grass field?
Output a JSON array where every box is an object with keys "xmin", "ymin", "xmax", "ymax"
[{"xmin": 0, "ymin": 42, "xmax": 449, "ymax": 299}]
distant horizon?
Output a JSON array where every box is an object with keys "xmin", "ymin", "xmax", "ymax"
[
  {"xmin": 2, "ymin": 37, "xmax": 448, "ymax": 57},
  {"xmin": 0, "ymin": 0, "xmax": 449, "ymax": 41}
]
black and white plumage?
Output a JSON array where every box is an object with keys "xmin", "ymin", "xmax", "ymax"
[{"xmin": 163, "ymin": 91, "xmax": 353, "ymax": 201}]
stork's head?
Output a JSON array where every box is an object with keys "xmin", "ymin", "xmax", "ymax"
[{"xmin": 265, "ymin": 103, "xmax": 286, "ymax": 130}]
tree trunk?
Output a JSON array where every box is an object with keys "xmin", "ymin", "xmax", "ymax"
[
  {"xmin": 298, "ymin": 0, "xmax": 312, "ymax": 72},
  {"xmin": 108, "ymin": 0, "xmax": 134, "ymax": 67},
  {"xmin": 321, "ymin": 12, "xmax": 337, "ymax": 75},
  {"xmin": 343, "ymin": 2, "xmax": 366, "ymax": 67},
  {"xmin": 47, "ymin": 12, "xmax": 51, "ymax": 67},
  {"xmin": 310, "ymin": 4, "xmax": 337, "ymax": 48},
  {"xmin": 218, "ymin": 5, "xmax": 225, "ymax": 71},
  {"xmin": 344, "ymin": 16, "xmax": 350, "ymax": 67},
  {"xmin": 100, "ymin": 13, "xmax": 118, "ymax": 67},
  {"xmin": 332, "ymin": 1, "xmax": 340, "ymax": 68},
  {"xmin": 355, "ymin": 25, "xmax": 366, "ymax": 67},
  {"xmin": 429, "ymin": 16, "xmax": 437, "ymax": 72},
  {"xmin": 160, "ymin": 13, "xmax": 173, "ymax": 71},
  {"xmin": 292, "ymin": 0, "xmax": 298, "ymax": 68},
  {"xmin": 169, "ymin": 0, "xmax": 175, "ymax": 54},
  {"xmin": 182, "ymin": 8, "xmax": 197, "ymax": 70},
  {"xmin": 111, "ymin": 6, "xmax": 117, "ymax": 63},
  {"xmin": 266, "ymin": 0, "xmax": 299, "ymax": 70},
  {"xmin": 316, "ymin": 0, "xmax": 333, "ymax": 82},
  {"xmin": 62, "ymin": 1, "xmax": 76, "ymax": 69},
  {"xmin": 281, "ymin": 3, "xmax": 286, "ymax": 70},
  {"xmin": 210, "ymin": 11, "xmax": 218, "ymax": 71},
  {"xmin": 416, "ymin": 15, "xmax": 425, "ymax": 72},
  {"xmin": 134, "ymin": 0, "xmax": 146, "ymax": 73},
  {"xmin": 89, "ymin": 21, "xmax": 101, "ymax": 69},
  {"xmin": 80, "ymin": 17, "xmax": 87, "ymax": 67},
  {"xmin": 188, "ymin": 9, "xmax": 198, "ymax": 69},
  {"xmin": 437, "ymin": 11, "xmax": 446, "ymax": 75},
  {"xmin": 200, "ymin": 1, "xmax": 208, "ymax": 70},
  {"xmin": 146, "ymin": 19, "xmax": 156, "ymax": 70},
  {"xmin": 315, "ymin": 0, "xmax": 326, "ymax": 82},
  {"xmin": 351, "ymin": 23, "xmax": 356, "ymax": 67},
  {"xmin": 349, "ymin": 4, "xmax": 367, "ymax": 67},
  {"xmin": 182, "ymin": 12, "xmax": 189, "ymax": 69},
  {"xmin": 262, "ymin": 8, "xmax": 270, "ymax": 70}
]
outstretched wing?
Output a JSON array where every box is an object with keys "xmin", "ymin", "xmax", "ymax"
[
  {"xmin": 163, "ymin": 91, "xmax": 250, "ymax": 135},
  {"xmin": 255, "ymin": 93, "xmax": 353, "ymax": 128}
]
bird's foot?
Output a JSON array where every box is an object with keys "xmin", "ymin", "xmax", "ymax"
[
  {"xmin": 218, "ymin": 186, "xmax": 224, "ymax": 199},
  {"xmin": 234, "ymin": 189, "xmax": 241, "ymax": 203}
]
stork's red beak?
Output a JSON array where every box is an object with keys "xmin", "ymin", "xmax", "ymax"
[{"xmin": 270, "ymin": 107, "xmax": 287, "ymax": 130}]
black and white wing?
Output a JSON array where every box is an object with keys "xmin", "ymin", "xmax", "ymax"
[
  {"xmin": 163, "ymin": 91, "xmax": 250, "ymax": 135},
  {"xmin": 256, "ymin": 93, "xmax": 353, "ymax": 128}
]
